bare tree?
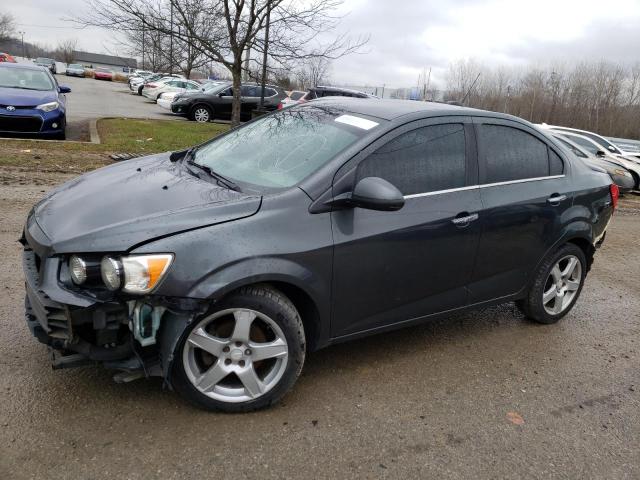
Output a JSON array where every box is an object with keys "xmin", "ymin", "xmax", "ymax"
[
  {"xmin": 78, "ymin": 0, "xmax": 367, "ymax": 126},
  {"xmin": 56, "ymin": 39, "xmax": 78, "ymax": 64},
  {"xmin": 0, "ymin": 13, "xmax": 15, "ymax": 41},
  {"xmin": 295, "ymin": 56, "xmax": 331, "ymax": 89},
  {"xmin": 444, "ymin": 59, "xmax": 640, "ymax": 139}
]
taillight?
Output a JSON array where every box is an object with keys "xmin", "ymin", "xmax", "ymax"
[
  {"xmin": 147, "ymin": 83, "xmax": 157, "ymax": 88},
  {"xmin": 277, "ymin": 102, "xmax": 283, "ymax": 110},
  {"xmin": 610, "ymin": 183, "xmax": 619, "ymax": 209}
]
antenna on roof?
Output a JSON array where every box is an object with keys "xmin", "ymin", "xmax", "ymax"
[{"xmin": 460, "ymin": 72, "xmax": 481, "ymax": 106}]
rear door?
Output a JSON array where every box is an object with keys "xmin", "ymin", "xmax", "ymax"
[
  {"xmin": 216, "ymin": 86, "xmax": 235, "ymax": 117},
  {"xmin": 331, "ymin": 116, "xmax": 482, "ymax": 337},
  {"xmin": 468, "ymin": 118, "xmax": 570, "ymax": 303}
]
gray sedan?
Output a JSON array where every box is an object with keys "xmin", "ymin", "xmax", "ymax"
[
  {"xmin": 553, "ymin": 134, "xmax": 634, "ymax": 192},
  {"xmin": 65, "ymin": 64, "xmax": 85, "ymax": 77}
]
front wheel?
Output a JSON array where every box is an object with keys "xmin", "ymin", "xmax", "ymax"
[
  {"xmin": 191, "ymin": 105, "xmax": 213, "ymax": 123},
  {"xmin": 171, "ymin": 285, "xmax": 306, "ymax": 412},
  {"xmin": 517, "ymin": 243, "xmax": 587, "ymax": 324}
]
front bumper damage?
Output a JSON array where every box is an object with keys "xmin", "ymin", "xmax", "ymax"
[{"xmin": 21, "ymin": 227, "xmax": 204, "ymax": 384}]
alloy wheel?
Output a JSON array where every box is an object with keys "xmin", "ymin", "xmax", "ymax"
[
  {"xmin": 193, "ymin": 108, "xmax": 210, "ymax": 122},
  {"xmin": 182, "ymin": 308, "xmax": 289, "ymax": 403},
  {"xmin": 542, "ymin": 254, "xmax": 582, "ymax": 315}
]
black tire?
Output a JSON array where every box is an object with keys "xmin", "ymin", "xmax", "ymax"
[
  {"xmin": 517, "ymin": 243, "xmax": 587, "ymax": 324},
  {"xmin": 190, "ymin": 104, "xmax": 213, "ymax": 123},
  {"xmin": 171, "ymin": 284, "xmax": 306, "ymax": 412}
]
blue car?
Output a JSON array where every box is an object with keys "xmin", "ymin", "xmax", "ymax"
[{"xmin": 0, "ymin": 62, "xmax": 71, "ymax": 139}]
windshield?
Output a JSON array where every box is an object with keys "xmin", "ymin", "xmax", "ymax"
[
  {"xmin": 68, "ymin": 64, "xmax": 83, "ymax": 69},
  {"xmin": 96, "ymin": 68, "xmax": 111, "ymax": 73},
  {"xmin": 36, "ymin": 58, "xmax": 54, "ymax": 64},
  {"xmin": 289, "ymin": 91, "xmax": 305, "ymax": 100},
  {"xmin": 192, "ymin": 106, "xmax": 379, "ymax": 188},
  {"xmin": 0, "ymin": 66, "xmax": 54, "ymax": 91}
]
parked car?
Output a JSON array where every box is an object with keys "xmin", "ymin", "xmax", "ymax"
[
  {"xmin": 21, "ymin": 98, "xmax": 617, "ymax": 412},
  {"xmin": 606, "ymin": 136, "xmax": 640, "ymax": 160},
  {"xmin": 553, "ymin": 131, "xmax": 640, "ymax": 190},
  {"xmin": 0, "ymin": 62, "xmax": 70, "ymax": 139},
  {"xmin": 545, "ymin": 124, "xmax": 639, "ymax": 160},
  {"xmin": 0, "ymin": 52, "xmax": 17, "ymax": 63},
  {"xmin": 157, "ymin": 91, "xmax": 178, "ymax": 110},
  {"xmin": 65, "ymin": 64, "xmax": 86, "ymax": 77},
  {"xmin": 551, "ymin": 133, "xmax": 634, "ymax": 193},
  {"xmin": 278, "ymin": 90, "xmax": 306, "ymax": 108},
  {"xmin": 296, "ymin": 86, "xmax": 377, "ymax": 104},
  {"xmin": 130, "ymin": 73, "xmax": 183, "ymax": 95},
  {"xmin": 142, "ymin": 78, "xmax": 202, "ymax": 101},
  {"xmin": 34, "ymin": 57, "xmax": 57, "ymax": 74},
  {"xmin": 171, "ymin": 82, "xmax": 285, "ymax": 122},
  {"xmin": 93, "ymin": 67, "xmax": 114, "ymax": 81}
]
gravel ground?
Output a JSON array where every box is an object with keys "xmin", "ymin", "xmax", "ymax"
[{"xmin": 0, "ymin": 176, "xmax": 638, "ymax": 480}]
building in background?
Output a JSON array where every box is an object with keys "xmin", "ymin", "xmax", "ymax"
[{"xmin": 72, "ymin": 51, "xmax": 137, "ymax": 71}]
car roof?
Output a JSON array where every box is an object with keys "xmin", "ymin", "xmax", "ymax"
[
  {"xmin": 0, "ymin": 62, "xmax": 49, "ymax": 71},
  {"xmin": 306, "ymin": 97, "xmax": 510, "ymax": 121}
]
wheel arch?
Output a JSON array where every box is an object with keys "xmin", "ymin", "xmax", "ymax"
[{"xmin": 187, "ymin": 259, "xmax": 330, "ymax": 352}]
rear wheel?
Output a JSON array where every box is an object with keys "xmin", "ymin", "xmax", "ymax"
[
  {"xmin": 191, "ymin": 105, "xmax": 213, "ymax": 123},
  {"xmin": 517, "ymin": 243, "xmax": 586, "ymax": 324},
  {"xmin": 171, "ymin": 285, "xmax": 306, "ymax": 412}
]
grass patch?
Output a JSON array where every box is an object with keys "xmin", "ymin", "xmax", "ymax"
[{"xmin": 0, "ymin": 118, "xmax": 229, "ymax": 174}]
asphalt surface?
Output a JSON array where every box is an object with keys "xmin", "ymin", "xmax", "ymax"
[
  {"xmin": 1, "ymin": 179, "xmax": 639, "ymax": 479},
  {"xmin": 51, "ymin": 74, "xmax": 183, "ymax": 141}
]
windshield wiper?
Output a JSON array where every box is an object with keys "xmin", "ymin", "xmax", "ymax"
[{"xmin": 186, "ymin": 156, "xmax": 241, "ymax": 192}]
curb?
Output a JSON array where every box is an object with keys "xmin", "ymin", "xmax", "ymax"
[{"xmin": 89, "ymin": 119, "xmax": 101, "ymax": 144}]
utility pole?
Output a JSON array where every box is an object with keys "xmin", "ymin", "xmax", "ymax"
[
  {"xmin": 18, "ymin": 31, "xmax": 26, "ymax": 58},
  {"xmin": 258, "ymin": 0, "xmax": 271, "ymax": 110}
]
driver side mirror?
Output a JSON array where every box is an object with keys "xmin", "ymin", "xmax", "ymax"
[
  {"xmin": 328, "ymin": 177, "xmax": 405, "ymax": 211},
  {"xmin": 58, "ymin": 85, "xmax": 71, "ymax": 93},
  {"xmin": 596, "ymin": 149, "xmax": 606, "ymax": 157}
]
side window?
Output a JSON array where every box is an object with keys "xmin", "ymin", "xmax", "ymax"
[
  {"xmin": 549, "ymin": 149, "xmax": 564, "ymax": 175},
  {"xmin": 477, "ymin": 125, "xmax": 551, "ymax": 183},
  {"xmin": 565, "ymin": 134, "xmax": 599, "ymax": 155},
  {"xmin": 356, "ymin": 124, "xmax": 466, "ymax": 196},
  {"xmin": 186, "ymin": 82, "xmax": 198, "ymax": 90},
  {"xmin": 265, "ymin": 88, "xmax": 277, "ymax": 97}
]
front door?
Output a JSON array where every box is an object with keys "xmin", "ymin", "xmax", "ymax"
[{"xmin": 331, "ymin": 118, "xmax": 482, "ymax": 338}]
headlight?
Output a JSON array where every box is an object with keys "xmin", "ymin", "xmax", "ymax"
[
  {"xmin": 36, "ymin": 101, "xmax": 59, "ymax": 112},
  {"xmin": 613, "ymin": 168, "xmax": 629, "ymax": 176},
  {"xmin": 69, "ymin": 255, "xmax": 87, "ymax": 285},
  {"xmin": 101, "ymin": 254, "xmax": 173, "ymax": 293},
  {"xmin": 101, "ymin": 257, "xmax": 123, "ymax": 291}
]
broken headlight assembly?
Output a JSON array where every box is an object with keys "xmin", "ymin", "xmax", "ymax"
[{"xmin": 69, "ymin": 254, "xmax": 174, "ymax": 294}]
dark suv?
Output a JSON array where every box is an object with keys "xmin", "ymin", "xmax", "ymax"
[
  {"xmin": 171, "ymin": 82, "xmax": 286, "ymax": 122},
  {"xmin": 22, "ymin": 99, "xmax": 616, "ymax": 412}
]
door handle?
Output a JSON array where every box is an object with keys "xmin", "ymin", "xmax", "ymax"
[
  {"xmin": 547, "ymin": 194, "xmax": 567, "ymax": 205},
  {"xmin": 452, "ymin": 212, "xmax": 479, "ymax": 226}
]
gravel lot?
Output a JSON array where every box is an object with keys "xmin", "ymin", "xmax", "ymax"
[{"xmin": 0, "ymin": 171, "xmax": 638, "ymax": 479}]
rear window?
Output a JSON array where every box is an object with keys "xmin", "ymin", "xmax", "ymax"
[{"xmin": 289, "ymin": 91, "xmax": 305, "ymax": 100}]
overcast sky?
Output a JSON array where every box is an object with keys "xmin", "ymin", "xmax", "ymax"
[{"xmin": 10, "ymin": 0, "xmax": 640, "ymax": 88}]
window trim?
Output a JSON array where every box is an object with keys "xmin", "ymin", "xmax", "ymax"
[{"xmin": 403, "ymin": 174, "xmax": 565, "ymax": 199}]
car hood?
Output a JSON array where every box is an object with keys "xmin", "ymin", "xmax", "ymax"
[
  {"xmin": 0, "ymin": 86, "xmax": 56, "ymax": 106},
  {"xmin": 32, "ymin": 153, "xmax": 261, "ymax": 253}
]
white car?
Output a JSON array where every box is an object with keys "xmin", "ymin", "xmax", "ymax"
[
  {"xmin": 142, "ymin": 78, "xmax": 201, "ymax": 101},
  {"xmin": 552, "ymin": 130, "xmax": 640, "ymax": 190},
  {"xmin": 279, "ymin": 90, "xmax": 306, "ymax": 108},
  {"xmin": 157, "ymin": 92, "xmax": 178, "ymax": 110},
  {"xmin": 544, "ymin": 124, "xmax": 639, "ymax": 160}
]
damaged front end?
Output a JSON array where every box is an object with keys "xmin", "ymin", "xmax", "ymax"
[{"xmin": 21, "ymin": 225, "xmax": 205, "ymax": 385}]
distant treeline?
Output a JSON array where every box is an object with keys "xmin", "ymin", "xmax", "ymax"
[{"xmin": 444, "ymin": 60, "xmax": 640, "ymax": 140}]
